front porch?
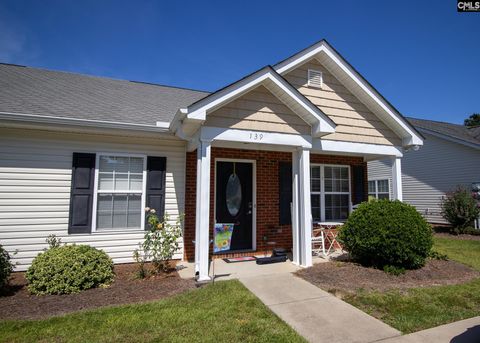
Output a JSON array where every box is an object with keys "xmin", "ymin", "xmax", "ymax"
[{"xmin": 183, "ymin": 144, "xmax": 404, "ymax": 281}]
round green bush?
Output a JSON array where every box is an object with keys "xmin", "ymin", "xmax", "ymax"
[
  {"xmin": 26, "ymin": 245, "xmax": 115, "ymax": 295},
  {"xmin": 0, "ymin": 244, "xmax": 13, "ymax": 289},
  {"xmin": 338, "ymin": 200, "xmax": 433, "ymax": 269}
]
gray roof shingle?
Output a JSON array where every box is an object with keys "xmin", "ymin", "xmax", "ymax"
[
  {"xmin": 407, "ymin": 117, "xmax": 480, "ymax": 146},
  {"xmin": 0, "ymin": 63, "xmax": 209, "ymax": 126}
]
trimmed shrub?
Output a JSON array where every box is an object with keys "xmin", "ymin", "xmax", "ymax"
[
  {"xmin": 441, "ymin": 186, "xmax": 480, "ymax": 234},
  {"xmin": 338, "ymin": 200, "xmax": 433, "ymax": 270},
  {"xmin": 26, "ymin": 245, "xmax": 114, "ymax": 295},
  {"xmin": 0, "ymin": 244, "xmax": 13, "ymax": 289}
]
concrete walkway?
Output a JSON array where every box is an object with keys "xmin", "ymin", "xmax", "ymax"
[
  {"xmin": 378, "ymin": 316, "xmax": 480, "ymax": 343},
  {"xmin": 178, "ymin": 258, "xmax": 480, "ymax": 342},
  {"xmin": 240, "ymin": 272, "xmax": 401, "ymax": 343}
]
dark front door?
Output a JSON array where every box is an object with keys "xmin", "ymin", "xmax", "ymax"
[{"xmin": 215, "ymin": 161, "xmax": 253, "ymax": 251}]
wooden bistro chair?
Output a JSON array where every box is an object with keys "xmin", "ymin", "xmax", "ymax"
[{"xmin": 311, "ymin": 225, "xmax": 326, "ymax": 257}]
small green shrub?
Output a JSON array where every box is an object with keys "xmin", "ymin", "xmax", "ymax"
[
  {"xmin": 441, "ymin": 186, "xmax": 480, "ymax": 234},
  {"xmin": 0, "ymin": 244, "xmax": 13, "ymax": 289},
  {"xmin": 338, "ymin": 200, "xmax": 433, "ymax": 270},
  {"xmin": 133, "ymin": 208, "xmax": 183, "ymax": 276},
  {"xmin": 26, "ymin": 245, "xmax": 114, "ymax": 295}
]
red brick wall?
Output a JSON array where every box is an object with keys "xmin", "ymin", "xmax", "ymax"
[{"xmin": 183, "ymin": 148, "xmax": 367, "ymax": 261}]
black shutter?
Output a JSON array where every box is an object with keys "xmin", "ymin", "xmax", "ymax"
[
  {"xmin": 68, "ymin": 153, "xmax": 95, "ymax": 234},
  {"xmin": 279, "ymin": 162, "xmax": 293, "ymax": 225},
  {"xmin": 146, "ymin": 156, "xmax": 167, "ymax": 227},
  {"xmin": 352, "ymin": 165, "xmax": 366, "ymax": 205}
]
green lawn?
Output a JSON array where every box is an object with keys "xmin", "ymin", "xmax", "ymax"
[
  {"xmin": 344, "ymin": 237, "xmax": 480, "ymax": 333},
  {"xmin": 0, "ymin": 280, "xmax": 305, "ymax": 343}
]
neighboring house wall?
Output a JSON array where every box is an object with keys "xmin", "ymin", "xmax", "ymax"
[
  {"xmin": 283, "ymin": 59, "xmax": 402, "ymax": 146},
  {"xmin": 0, "ymin": 127, "xmax": 186, "ymax": 270},
  {"xmin": 368, "ymin": 133, "xmax": 480, "ymax": 223},
  {"xmin": 205, "ymin": 85, "xmax": 311, "ymax": 135}
]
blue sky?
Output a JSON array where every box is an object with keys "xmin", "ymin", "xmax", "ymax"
[{"xmin": 0, "ymin": 0, "xmax": 478, "ymax": 124}]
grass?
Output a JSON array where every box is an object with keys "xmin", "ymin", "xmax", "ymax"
[
  {"xmin": 0, "ymin": 280, "xmax": 305, "ymax": 343},
  {"xmin": 344, "ymin": 237, "xmax": 480, "ymax": 333}
]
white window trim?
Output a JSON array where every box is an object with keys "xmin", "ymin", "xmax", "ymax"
[
  {"xmin": 307, "ymin": 69, "xmax": 323, "ymax": 89},
  {"xmin": 92, "ymin": 153, "xmax": 147, "ymax": 232},
  {"xmin": 368, "ymin": 178, "xmax": 391, "ymax": 200},
  {"xmin": 310, "ymin": 164, "xmax": 351, "ymax": 222}
]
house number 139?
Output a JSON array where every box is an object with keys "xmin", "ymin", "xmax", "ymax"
[{"xmin": 249, "ymin": 132, "xmax": 264, "ymax": 141}]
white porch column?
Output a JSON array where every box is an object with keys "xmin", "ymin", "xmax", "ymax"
[
  {"xmin": 391, "ymin": 157, "xmax": 403, "ymax": 201},
  {"xmin": 291, "ymin": 150, "xmax": 300, "ymax": 265},
  {"xmin": 195, "ymin": 139, "xmax": 212, "ymax": 281},
  {"xmin": 298, "ymin": 148, "xmax": 312, "ymax": 267}
]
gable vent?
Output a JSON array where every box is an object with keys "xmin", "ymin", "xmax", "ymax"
[{"xmin": 307, "ymin": 69, "xmax": 323, "ymax": 88}]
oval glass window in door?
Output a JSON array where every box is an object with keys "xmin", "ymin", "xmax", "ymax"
[{"xmin": 226, "ymin": 173, "xmax": 242, "ymax": 216}]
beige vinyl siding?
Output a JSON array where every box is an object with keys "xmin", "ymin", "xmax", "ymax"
[
  {"xmin": 0, "ymin": 128, "xmax": 186, "ymax": 270},
  {"xmin": 368, "ymin": 133, "xmax": 480, "ymax": 223},
  {"xmin": 205, "ymin": 85, "xmax": 311, "ymax": 135},
  {"xmin": 284, "ymin": 59, "xmax": 402, "ymax": 146}
]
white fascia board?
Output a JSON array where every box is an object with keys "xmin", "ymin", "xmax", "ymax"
[
  {"xmin": 186, "ymin": 69, "xmax": 272, "ymax": 120},
  {"xmin": 169, "ymin": 108, "xmax": 188, "ymax": 131},
  {"xmin": 155, "ymin": 121, "xmax": 170, "ymax": 128},
  {"xmin": 200, "ymin": 126, "xmax": 312, "ymax": 148},
  {"xmin": 185, "ymin": 68, "xmax": 335, "ymax": 136},
  {"xmin": 313, "ymin": 139, "xmax": 403, "ymax": 157},
  {"xmin": 275, "ymin": 41, "xmax": 423, "ymax": 147},
  {"xmin": 0, "ymin": 111, "xmax": 172, "ymax": 134},
  {"xmin": 418, "ymin": 127, "xmax": 480, "ymax": 150}
]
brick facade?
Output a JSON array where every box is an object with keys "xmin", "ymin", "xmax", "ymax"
[{"xmin": 183, "ymin": 147, "xmax": 367, "ymax": 261}]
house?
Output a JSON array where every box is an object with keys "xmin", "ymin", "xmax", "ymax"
[
  {"xmin": 0, "ymin": 40, "xmax": 423, "ymax": 281},
  {"xmin": 368, "ymin": 118, "xmax": 480, "ymax": 224}
]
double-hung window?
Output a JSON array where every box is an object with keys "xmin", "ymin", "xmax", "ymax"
[
  {"xmin": 94, "ymin": 154, "xmax": 146, "ymax": 231},
  {"xmin": 368, "ymin": 179, "xmax": 390, "ymax": 200},
  {"xmin": 310, "ymin": 165, "xmax": 351, "ymax": 222}
]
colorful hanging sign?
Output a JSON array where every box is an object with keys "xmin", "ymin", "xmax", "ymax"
[{"xmin": 214, "ymin": 223, "xmax": 235, "ymax": 253}]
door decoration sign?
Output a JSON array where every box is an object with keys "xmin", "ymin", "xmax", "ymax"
[{"xmin": 214, "ymin": 223, "xmax": 234, "ymax": 253}]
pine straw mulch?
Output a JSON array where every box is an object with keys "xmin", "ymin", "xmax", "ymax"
[
  {"xmin": 296, "ymin": 258, "xmax": 480, "ymax": 296},
  {"xmin": 0, "ymin": 263, "xmax": 196, "ymax": 320}
]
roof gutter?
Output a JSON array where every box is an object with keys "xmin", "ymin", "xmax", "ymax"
[{"xmin": 0, "ymin": 111, "xmax": 173, "ymax": 134}]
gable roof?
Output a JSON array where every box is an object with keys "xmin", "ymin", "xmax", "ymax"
[
  {"xmin": 0, "ymin": 63, "xmax": 209, "ymax": 127},
  {"xmin": 173, "ymin": 65, "xmax": 336, "ymax": 138},
  {"xmin": 407, "ymin": 117, "xmax": 480, "ymax": 148},
  {"xmin": 274, "ymin": 39, "xmax": 424, "ymax": 146}
]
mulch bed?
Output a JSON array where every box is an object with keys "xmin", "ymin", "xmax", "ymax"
[
  {"xmin": 435, "ymin": 232, "xmax": 480, "ymax": 241},
  {"xmin": 296, "ymin": 259, "xmax": 480, "ymax": 295},
  {"xmin": 0, "ymin": 263, "xmax": 196, "ymax": 320}
]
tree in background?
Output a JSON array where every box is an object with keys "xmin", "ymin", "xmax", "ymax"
[{"xmin": 464, "ymin": 113, "xmax": 480, "ymax": 127}]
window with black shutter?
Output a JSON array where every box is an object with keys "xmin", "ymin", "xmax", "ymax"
[
  {"xmin": 68, "ymin": 153, "xmax": 96, "ymax": 234},
  {"xmin": 352, "ymin": 165, "xmax": 366, "ymax": 205},
  {"xmin": 145, "ymin": 156, "xmax": 167, "ymax": 226},
  {"xmin": 279, "ymin": 162, "xmax": 292, "ymax": 225}
]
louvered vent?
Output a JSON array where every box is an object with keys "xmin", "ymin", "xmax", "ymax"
[{"xmin": 307, "ymin": 69, "xmax": 323, "ymax": 88}]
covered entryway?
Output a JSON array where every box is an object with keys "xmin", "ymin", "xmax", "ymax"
[{"xmin": 171, "ymin": 42, "xmax": 422, "ymax": 281}]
